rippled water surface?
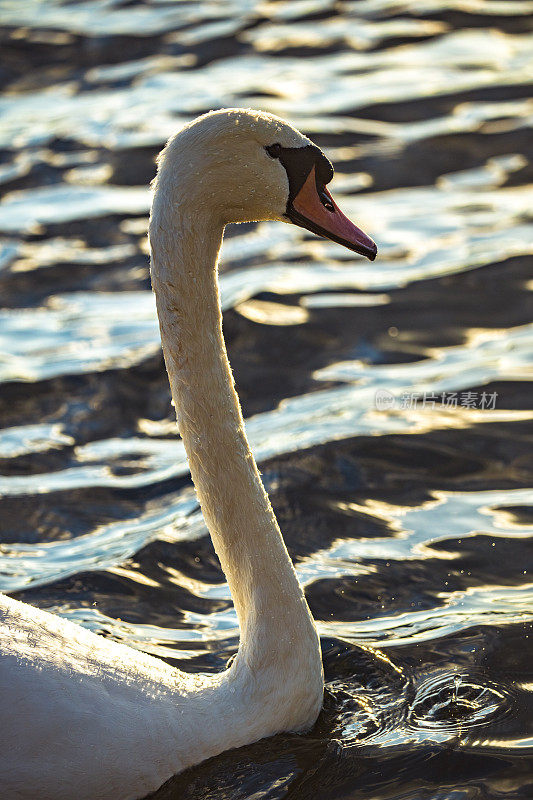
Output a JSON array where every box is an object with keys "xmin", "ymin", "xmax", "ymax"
[{"xmin": 1, "ymin": 1, "xmax": 532, "ymax": 797}]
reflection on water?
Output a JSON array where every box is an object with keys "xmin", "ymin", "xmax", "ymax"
[{"xmin": 0, "ymin": 0, "xmax": 532, "ymax": 798}]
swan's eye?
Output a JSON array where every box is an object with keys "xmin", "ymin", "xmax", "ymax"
[{"xmin": 265, "ymin": 143, "xmax": 282, "ymax": 159}]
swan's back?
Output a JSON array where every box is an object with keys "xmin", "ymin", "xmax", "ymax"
[{"xmin": 0, "ymin": 594, "xmax": 217, "ymax": 800}]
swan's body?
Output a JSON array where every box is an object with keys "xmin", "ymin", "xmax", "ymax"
[{"xmin": 0, "ymin": 109, "xmax": 376, "ymax": 800}]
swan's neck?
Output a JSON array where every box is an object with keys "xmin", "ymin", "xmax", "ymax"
[{"xmin": 150, "ymin": 207, "xmax": 320, "ymax": 677}]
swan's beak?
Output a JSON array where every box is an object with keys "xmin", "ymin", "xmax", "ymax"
[{"xmin": 287, "ymin": 166, "xmax": 377, "ymax": 261}]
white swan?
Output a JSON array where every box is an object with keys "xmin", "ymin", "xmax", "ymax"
[{"xmin": 0, "ymin": 108, "xmax": 376, "ymax": 800}]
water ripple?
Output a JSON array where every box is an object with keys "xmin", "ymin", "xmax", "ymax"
[{"xmin": 0, "ymin": 2, "xmax": 531, "ymax": 796}]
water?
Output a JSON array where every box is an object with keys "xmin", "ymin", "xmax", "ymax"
[{"xmin": 0, "ymin": 1, "xmax": 532, "ymax": 797}]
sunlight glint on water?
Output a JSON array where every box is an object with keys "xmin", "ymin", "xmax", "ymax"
[{"xmin": 0, "ymin": 0, "xmax": 532, "ymax": 797}]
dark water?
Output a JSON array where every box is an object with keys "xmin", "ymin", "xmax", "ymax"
[{"xmin": 1, "ymin": 1, "xmax": 532, "ymax": 798}]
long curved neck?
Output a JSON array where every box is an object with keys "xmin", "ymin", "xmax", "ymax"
[{"xmin": 150, "ymin": 206, "xmax": 319, "ymax": 672}]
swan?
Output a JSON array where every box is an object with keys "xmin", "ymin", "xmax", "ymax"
[{"xmin": 0, "ymin": 108, "xmax": 377, "ymax": 800}]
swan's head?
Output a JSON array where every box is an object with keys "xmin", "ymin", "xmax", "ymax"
[{"xmin": 154, "ymin": 108, "xmax": 376, "ymax": 261}]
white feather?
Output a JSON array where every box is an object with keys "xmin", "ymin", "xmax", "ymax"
[{"xmin": 0, "ymin": 109, "xmax": 323, "ymax": 800}]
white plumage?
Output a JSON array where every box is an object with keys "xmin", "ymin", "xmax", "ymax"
[{"xmin": 1, "ymin": 109, "xmax": 326, "ymax": 800}]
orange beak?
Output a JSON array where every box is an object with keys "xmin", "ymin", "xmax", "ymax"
[{"xmin": 288, "ymin": 166, "xmax": 377, "ymax": 261}]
